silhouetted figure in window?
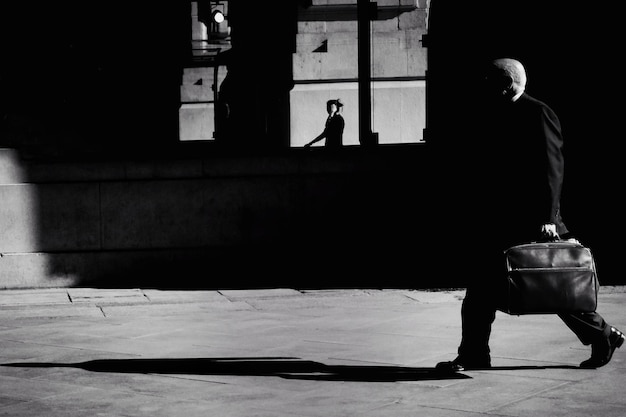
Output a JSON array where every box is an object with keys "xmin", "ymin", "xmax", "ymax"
[
  {"xmin": 436, "ymin": 58, "xmax": 624, "ymax": 372},
  {"xmin": 304, "ymin": 99, "xmax": 345, "ymax": 149},
  {"xmin": 215, "ymin": 57, "xmax": 235, "ymax": 146}
]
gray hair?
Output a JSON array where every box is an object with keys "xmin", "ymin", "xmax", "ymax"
[{"xmin": 491, "ymin": 58, "xmax": 527, "ymax": 95}]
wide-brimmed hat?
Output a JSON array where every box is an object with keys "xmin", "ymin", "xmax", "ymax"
[{"xmin": 327, "ymin": 98, "xmax": 344, "ymax": 108}]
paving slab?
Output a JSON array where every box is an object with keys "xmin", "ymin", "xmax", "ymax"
[{"xmin": 0, "ymin": 289, "xmax": 70, "ymax": 306}]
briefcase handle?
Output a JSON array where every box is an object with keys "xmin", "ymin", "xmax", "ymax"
[{"xmin": 534, "ymin": 236, "xmax": 582, "ymax": 245}]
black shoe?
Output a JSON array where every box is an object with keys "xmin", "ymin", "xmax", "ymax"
[
  {"xmin": 580, "ymin": 327, "xmax": 625, "ymax": 369},
  {"xmin": 436, "ymin": 355, "xmax": 491, "ymax": 372}
]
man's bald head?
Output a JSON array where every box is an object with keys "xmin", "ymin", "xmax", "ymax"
[{"xmin": 485, "ymin": 58, "xmax": 527, "ymax": 101}]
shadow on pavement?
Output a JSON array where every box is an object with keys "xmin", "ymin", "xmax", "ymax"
[
  {"xmin": 482, "ymin": 365, "xmax": 580, "ymax": 371},
  {"xmin": 3, "ymin": 357, "xmax": 472, "ymax": 382}
]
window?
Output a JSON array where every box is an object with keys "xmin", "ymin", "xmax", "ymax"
[
  {"xmin": 179, "ymin": 1, "xmax": 231, "ymax": 142},
  {"xmin": 290, "ymin": 1, "xmax": 428, "ymax": 147},
  {"xmin": 178, "ymin": 1, "xmax": 429, "ymax": 149}
]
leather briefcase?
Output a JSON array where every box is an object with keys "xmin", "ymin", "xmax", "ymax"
[{"xmin": 498, "ymin": 240, "xmax": 599, "ymax": 315}]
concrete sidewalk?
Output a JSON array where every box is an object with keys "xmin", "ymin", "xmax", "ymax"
[{"xmin": 1, "ymin": 286, "xmax": 625, "ymax": 417}]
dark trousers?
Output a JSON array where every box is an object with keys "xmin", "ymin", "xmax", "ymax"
[{"xmin": 458, "ymin": 284, "xmax": 610, "ymax": 358}]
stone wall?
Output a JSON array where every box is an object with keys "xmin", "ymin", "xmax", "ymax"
[{"xmin": 0, "ymin": 146, "xmax": 437, "ymax": 289}]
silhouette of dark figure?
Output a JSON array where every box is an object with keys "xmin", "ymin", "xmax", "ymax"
[
  {"xmin": 436, "ymin": 58, "xmax": 624, "ymax": 372},
  {"xmin": 304, "ymin": 99, "xmax": 345, "ymax": 149}
]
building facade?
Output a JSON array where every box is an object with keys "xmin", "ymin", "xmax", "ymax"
[{"xmin": 0, "ymin": 1, "xmax": 622, "ymax": 288}]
